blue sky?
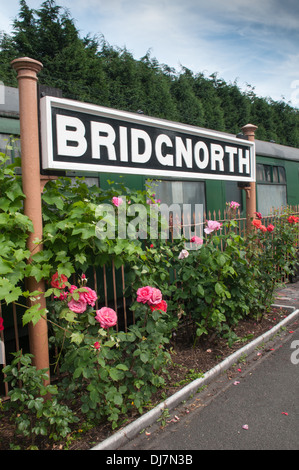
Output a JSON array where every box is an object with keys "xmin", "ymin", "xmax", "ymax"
[{"xmin": 1, "ymin": 0, "xmax": 299, "ymax": 108}]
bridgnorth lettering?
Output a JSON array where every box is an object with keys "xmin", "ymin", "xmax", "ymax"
[
  {"xmin": 55, "ymin": 115, "xmax": 251, "ymax": 174},
  {"xmin": 40, "ymin": 96, "xmax": 255, "ymax": 181}
]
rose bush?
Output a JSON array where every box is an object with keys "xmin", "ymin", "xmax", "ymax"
[
  {"xmin": 172, "ymin": 217, "xmax": 253, "ymax": 342},
  {"xmin": 43, "ymin": 274, "xmax": 175, "ymax": 429},
  {"xmin": 246, "ymin": 209, "xmax": 299, "ymax": 315}
]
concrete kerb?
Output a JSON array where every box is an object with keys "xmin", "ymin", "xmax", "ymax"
[{"xmin": 91, "ymin": 306, "xmax": 299, "ymax": 451}]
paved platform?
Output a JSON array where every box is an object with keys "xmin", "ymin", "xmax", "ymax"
[
  {"xmin": 92, "ymin": 281, "xmax": 299, "ymax": 452},
  {"xmin": 120, "ymin": 319, "xmax": 299, "ymax": 450}
]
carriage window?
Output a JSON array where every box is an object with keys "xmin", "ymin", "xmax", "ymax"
[
  {"xmin": 256, "ymin": 164, "xmax": 265, "ymax": 182},
  {"xmin": 149, "ymin": 180, "xmax": 205, "ymax": 211},
  {"xmin": 278, "ymin": 167, "xmax": 286, "ymax": 183},
  {"xmin": 264, "ymin": 165, "xmax": 272, "ymax": 182},
  {"xmin": 147, "ymin": 180, "xmax": 206, "ymax": 237},
  {"xmin": 272, "ymin": 166, "xmax": 279, "ymax": 183},
  {"xmin": 257, "ymin": 164, "xmax": 286, "ymax": 183},
  {"xmin": 256, "ymin": 164, "xmax": 287, "ymax": 215}
]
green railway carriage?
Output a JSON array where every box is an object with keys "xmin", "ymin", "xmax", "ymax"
[{"xmin": 1, "ymin": 85, "xmax": 299, "ymax": 218}]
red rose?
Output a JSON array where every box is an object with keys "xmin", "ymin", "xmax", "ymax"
[
  {"xmin": 51, "ymin": 272, "xmax": 68, "ymax": 289},
  {"xmin": 252, "ymin": 219, "xmax": 262, "ymax": 229},
  {"xmin": 288, "ymin": 215, "xmax": 299, "ymax": 224},
  {"xmin": 150, "ymin": 300, "xmax": 167, "ymax": 313}
]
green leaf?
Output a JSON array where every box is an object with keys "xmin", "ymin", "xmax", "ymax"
[
  {"xmin": 197, "ymin": 284, "xmax": 204, "ymax": 296},
  {"xmin": 109, "ymin": 368, "xmax": 123, "ymax": 381},
  {"xmin": 72, "ymin": 225, "xmax": 96, "ymax": 239},
  {"xmin": 0, "ymin": 258, "xmax": 13, "ymax": 275},
  {"xmin": 217, "ymin": 253, "xmax": 227, "ymax": 267},
  {"xmin": 73, "ymin": 367, "xmax": 83, "ymax": 379},
  {"xmin": 140, "ymin": 352, "xmax": 149, "ymax": 363},
  {"xmin": 116, "ymin": 363, "xmax": 129, "ymax": 371},
  {"xmin": 113, "ymin": 393, "xmax": 123, "ymax": 406},
  {"xmin": 215, "ymin": 282, "xmax": 224, "ymax": 295},
  {"xmin": 4, "ymin": 286, "xmax": 22, "ymax": 304},
  {"xmin": 70, "ymin": 332, "xmax": 84, "ymax": 345},
  {"xmin": 6, "ymin": 181, "xmax": 24, "ymax": 201},
  {"xmin": 81, "ymin": 403, "xmax": 90, "ymax": 414},
  {"xmin": 22, "ymin": 304, "xmax": 47, "ymax": 326}
]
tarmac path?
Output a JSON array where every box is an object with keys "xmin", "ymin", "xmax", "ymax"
[{"xmin": 119, "ymin": 311, "xmax": 299, "ymax": 450}]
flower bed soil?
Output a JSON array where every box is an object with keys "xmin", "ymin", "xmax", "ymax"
[{"xmin": 0, "ymin": 306, "xmax": 292, "ymax": 450}]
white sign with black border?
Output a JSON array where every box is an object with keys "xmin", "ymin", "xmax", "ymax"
[{"xmin": 40, "ymin": 95, "xmax": 255, "ymax": 182}]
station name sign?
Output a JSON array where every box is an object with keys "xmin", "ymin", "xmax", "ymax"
[{"xmin": 40, "ymin": 96, "xmax": 255, "ymax": 181}]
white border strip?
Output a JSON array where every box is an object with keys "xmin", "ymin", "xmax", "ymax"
[{"xmin": 91, "ymin": 307, "xmax": 299, "ymax": 450}]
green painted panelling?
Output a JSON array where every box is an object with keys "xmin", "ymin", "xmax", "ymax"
[
  {"xmin": 205, "ymin": 180, "xmax": 225, "ymax": 214},
  {"xmin": 0, "ymin": 117, "xmax": 20, "ymax": 134},
  {"xmin": 256, "ymin": 155, "xmax": 284, "ymax": 166},
  {"xmin": 285, "ymin": 161, "xmax": 299, "ymax": 205},
  {"xmin": 99, "ymin": 173, "xmax": 145, "ymax": 192}
]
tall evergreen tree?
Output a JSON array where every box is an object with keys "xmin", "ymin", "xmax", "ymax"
[
  {"xmin": 192, "ymin": 72, "xmax": 225, "ymax": 131},
  {"xmin": 170, "ymin": 67, "xmax": 205, "ymax": 127},
  {"xmin": 0, "ymin": 0, "xmax": 298, "ymax": 147}
]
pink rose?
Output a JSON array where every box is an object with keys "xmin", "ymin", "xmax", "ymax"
[
  {"xmin": 191, "ymin": 236, "xmax": 203, "ymax": 245},
  {"xmin": 95, "ymin": 307, "xmax": 118, "ymax": 329},
  {"xmin": 204, "ymin": 220, "xmax": 222, "ymax": 234},
  {"xmin": 94, "ymin": 341, "xmax": 101, "ymax": 350},
  {"xmin": 178, "ymin": 249, "xmax": 189, "ymax": 259},
  {"xmin": 136, "ymin": 286, "xmax": 163, "ymax": 305},
  {"xmin": 68, "ymin": 298, "xmax": 87, "ymax": 314},
  {"xmin": 136, "ymin": 286, "xmax": 154, "ymax": 304},
  {"xmin": 229, "ymin": 201, "xmax": 240, "ymax": 209},
  {"xmin": 148, "ymin": 287, "xmax": 162, "ymax": 305},
  {"xmin": 69, "ymin": 285, "xmax": 78, "ymax": 293},
  {"xmin": 79, "ymin": 287, "xmax": 97, "ymax": 307},
  {"xmin": 112, "ymin": 196, "xmax": 123, "ymax": 207}
]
